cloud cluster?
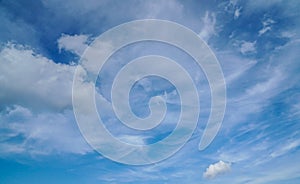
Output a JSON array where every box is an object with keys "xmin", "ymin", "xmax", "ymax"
[
  {"xmin": 0, "ymin": 43, "xmax": 92, "ymax": 156},
  {"xmin": 0, "ymin": 43, "xmax": 75, "ymax": 111},
  {"xmin": 203, "ymin": 160, "xmax": 231, "ymax": 179},
  {"xmin": 0, "ymin": 0, "xmax": 300, "ymax": 182}
]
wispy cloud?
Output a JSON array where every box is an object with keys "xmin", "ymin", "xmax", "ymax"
[
  {"xmin": 0, "ymin": 0, "xmax": 300, "ymax": 183},
  {"xmin": 270, "ymin": 139, "xmax": 300, "ymax": 158},
  {"xmin": 199, "ymin": 11, "xmax": 216, "ymax": 42},
  {"xmin": 259, "ymin": 17, "xmax": 275, "ymax": 36},
  {"xmin": 0, "ymin": 105, "xmax": 91, "ymax": 156}
]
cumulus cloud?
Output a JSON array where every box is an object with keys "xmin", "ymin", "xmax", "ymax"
[
  {"xmin": 0, "ymin": 43, "xmax": 75, "ymax": 111},
  {"xmin": 203, "ymin": 160, "xmax": 231, "ymax": 179},
  {"xmin": 0, "ymin": 43, "xmax": 93, "ymax": 156},
  {"xmin": 0, "ymin": 41, "xmax": 153, "ymax": 157},
  {"xmin": 58, "ymin": 34, "xmax": 90, "ymax": 56}
]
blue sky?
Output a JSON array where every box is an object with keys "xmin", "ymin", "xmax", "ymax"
[{"xmin": 0, "ymin": 0, "xmax": 300, "ymax": 183}]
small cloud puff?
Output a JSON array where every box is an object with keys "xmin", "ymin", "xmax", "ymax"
[
  {"xmin": 203, "ymin": 160, "xmax": 231, "ymax": 179},
  {"xmin": 58, "ymin": 34, "xmax": 91, "ymax": 56},
  {"xmin": 240, "ymin": 41, "xmax": 256, "ymax": 54}
]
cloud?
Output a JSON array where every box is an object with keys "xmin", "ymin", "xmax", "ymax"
[
  {"xmin": 118, "ymin": 135, "xmax": 147, "ymax": 145},
  {"xmin": 219, "ymin": 37, "xmax": 298, "ymax": 131},
  {"xmin": 198, "ymin": 11, "xmax": 216, "ymax": 42},
  {"xmin": 203, "ymin": 160, "xmax": 231, "ymax": 179},
  {"xmin": 0, "ymin": 7, "xmax": 40, "ymax": 49},
  {"xmin": 0, "ymin": 43, "xmax": 95, "ymax": 156},
  {"xmin": 270, "ymin": 139, "xmax": 300, "ymax": 158},
  {"xmin": 259, "ymin": 18, "xmax": 275, "ymax": 36},
  {"xmin": 234, "ymin": 7, "xmax": 242, "ymax": 19},
  {"xmin": 207, "ymin": 40, "xmax": 300, "ymax": 182},
  {"xmin": 0, "ymin": 43, "xmax": 75, "ymax": 111},
  {"xmin": 245, "ymin": 151, "xmax": 300, "ymax": 184},
  {"xmin": 0, "ymin": 105, "xmax": 91, "ymax": 156},
  {"xmin": 240, "ymin": 40, "xmax": 256, "ymax": 54},
  {"xmin": 58, "ymin": 34, "xmax": 90, "ymax": 56}
]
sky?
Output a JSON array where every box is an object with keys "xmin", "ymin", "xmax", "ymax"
[{"xmin": 0, "ymin": 0, "xmax": 300, "ymax": 183}]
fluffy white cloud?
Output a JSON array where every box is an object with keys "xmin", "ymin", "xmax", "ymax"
[
  {"xmin": 0, "ymin": 43, "xmax": 75, "ymax": 111},
  {"xmin": 203, "ymin": 160, "xmax": 231, "ymax": 179},
  {"xmin": 0, "ymin": 43, "xmax": 93, "ymax": 156},
  {"xmin": 58, "ymin": 34, "xmax": 90, "ymax": 56}
]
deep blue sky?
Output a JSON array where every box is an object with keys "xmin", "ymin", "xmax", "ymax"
[{"xmin": 0, "ymin": 0, "xmax": 300, "ymax": 183}]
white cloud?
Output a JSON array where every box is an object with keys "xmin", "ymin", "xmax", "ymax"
[
  {"xmin": 0, "ymin": 105, "xmax": 91, "ymax": 156},
  {"xmin": 244, "ymin": 68, "xmax": 284, "ymax": 97},
  {"xmin": 118, "ymin": 135, "xmax": 147, "ymax": 145},
  {"xmin": 259, "ymin": 18, "xmax": 275, "ymax": 36},
  {"xmin": 280, "ymin": 31, "xmax": 296, "ymax": 39},
  {"xmin": 224, "ymin": 67, "xmax": 286, "ymax": 130},
  {"xmin": 208, "ymin": 41, "xmax": 300, "ymax": 180},
  {"xmin": 216, "ymin": 51, "xmax": 257, "ymax": 84},
  {"xmin": 246, "ymin": 152, "xmax": 300, "ymax": 184},
  {"xmin": 206, "ymin": 39, "xmax": 299, "ymax": 172},
  {"xmin": 203, "ymin": 160, "xmax": 231, "ymax": 179},
  {"xmin": 240, "ymin": 40, "xmax": 256, "ymax": 54},
  {"xmin": 223, "ymin": 39, "xmax": 299, "ymax": 132},
  {"xmin": 199, "ymin": 11, "xmax": 216, "ymax": 42},
  {"xmin": 0, "ymin": 9, "xmax": 40, "ymax": 49},
  {"xmin": 58, "ymin": 34, "xmax": 90, "ymax": 56},
  {"xmin": 0, "ymin": 43, "xmax": 95, "ymax": 156},
  {"xmin": 258, "ymin": 26, "xmax": 271, "ymax": 36},
  {"xmin": 270, "ymin": 139, "xmax": 300, "ymax": 158},
  {"xmin": 234, "ymin": 7, "xmax": 242, "ymax": 19},
  {"xmin": 0, "ymin": 43, "xmax": 75, "ymax": 111}
]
